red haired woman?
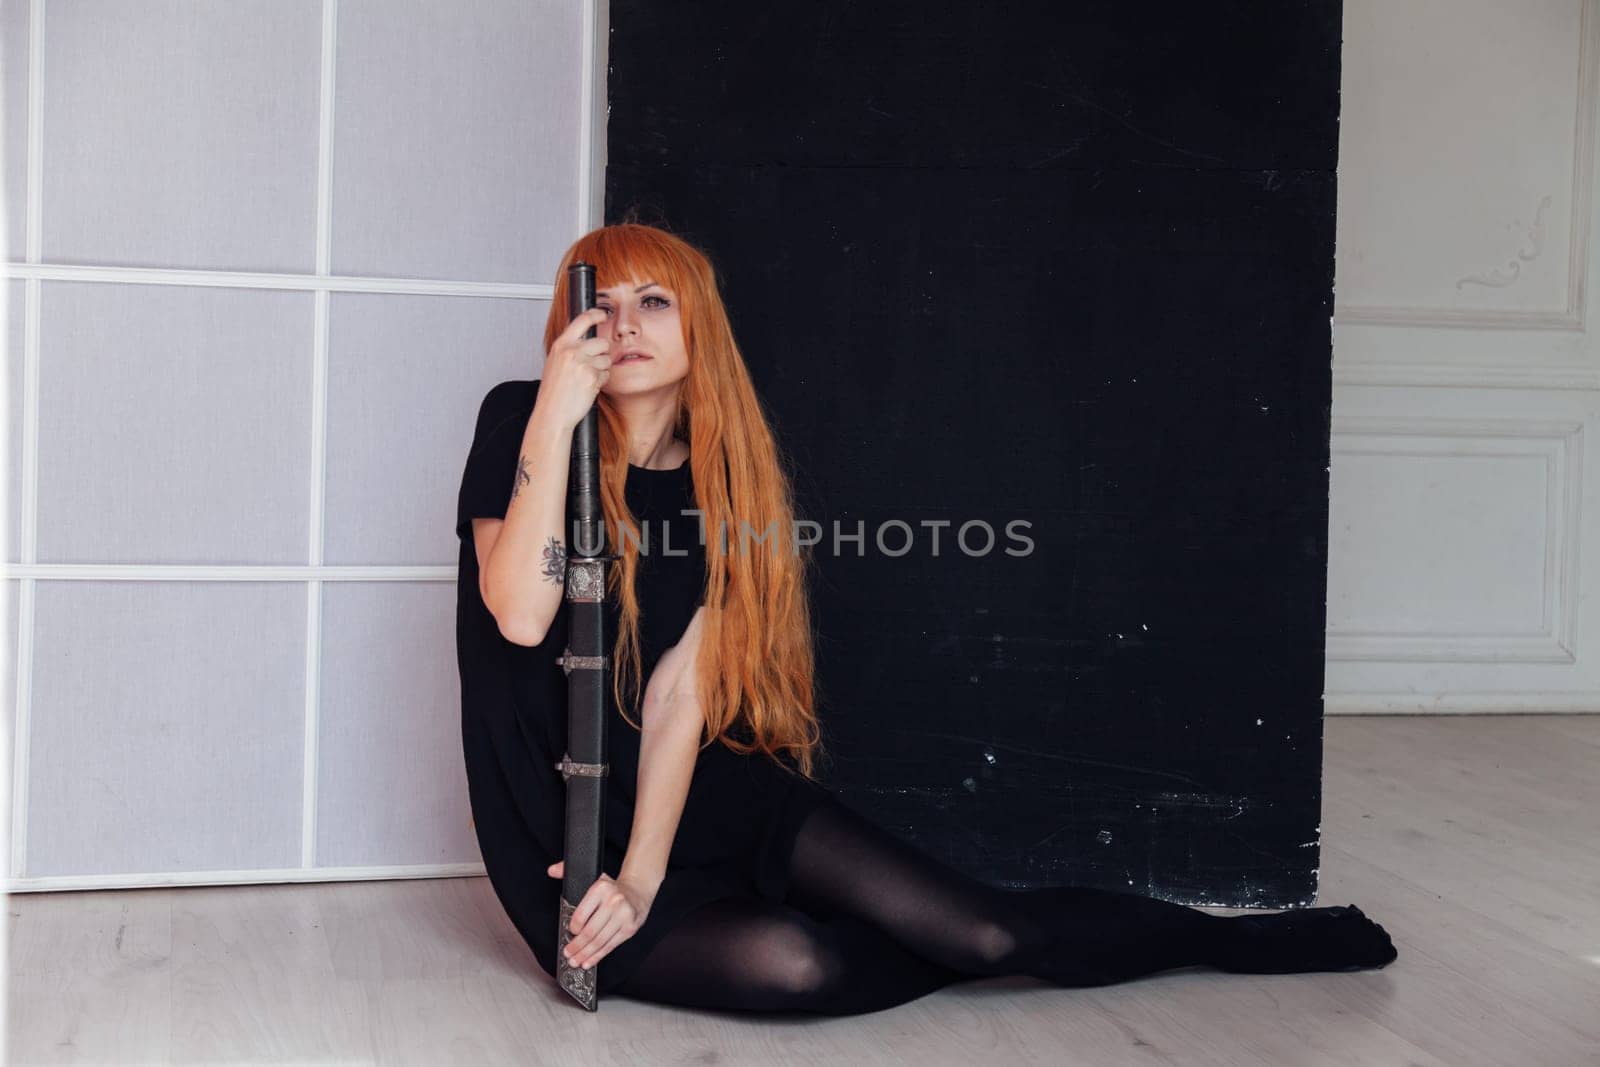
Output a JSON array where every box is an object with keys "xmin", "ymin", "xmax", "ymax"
[{"xmin": 454, "ymin": 222, "xmax": 1396, "ymax": 1015}]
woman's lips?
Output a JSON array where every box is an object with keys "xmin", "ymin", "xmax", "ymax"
[{"xmin": 615, "ymin": 353, "xmax": 651, "ymax": 363}]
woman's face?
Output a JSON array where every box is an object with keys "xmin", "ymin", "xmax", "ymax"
[{"xmin": 595, "ymin": 275, "xmax": 689, "ymax": 397}]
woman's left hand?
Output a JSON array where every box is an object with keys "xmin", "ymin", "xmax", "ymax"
[{"xmin": 546, "ymin": 860, "xmax": 657, "ymax": 971}]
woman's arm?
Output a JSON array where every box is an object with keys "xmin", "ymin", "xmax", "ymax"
[
  {"xmin": 619, "ymin": 607, "xmax": 709, "ymax": 893},
  {"xmin": 482, "ymin": 306, "xmax": 612, "ymax": 646},
  {"xmin": 478, "ymin": 400, "xmax": 575, "ymax": 646}
]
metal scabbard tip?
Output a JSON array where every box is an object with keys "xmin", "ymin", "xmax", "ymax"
[{"xmin": 557, "ymin": 896, "xmax": 599, "ymax": 1009}]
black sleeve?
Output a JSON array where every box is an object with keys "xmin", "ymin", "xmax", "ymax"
[{"xmin": 454, "ymin": 379, "xmax": 539, "ymax": 543}]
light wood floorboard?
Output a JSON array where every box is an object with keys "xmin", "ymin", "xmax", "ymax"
[{"xmin": 6, "ymin": 715, "xmax": 1596, "ymax": 1065}]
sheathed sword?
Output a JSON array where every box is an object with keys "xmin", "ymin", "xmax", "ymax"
[{"xmin": 553, "ymin": 260, "xmax": 613, "ymax": 1010}]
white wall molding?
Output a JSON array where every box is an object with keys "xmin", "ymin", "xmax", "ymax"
[
  {"xmin": 1332, "ymin": 0, "xmax": 1599, "ymax": 392},
  {"xmin": 1331, "ymin": 359, "xmax": 1600, "ymax": 391},
  {"xmin": 1326, "ymin": 690, "xmax": 1600, "ymax": 714},
  {"xmin": 1326, "ymin": 416, "xmax": 1584, "ymax": 664},
  {"xmin": 1334, "ymin": 0, "xmax": 1596, "ymax": 335}
]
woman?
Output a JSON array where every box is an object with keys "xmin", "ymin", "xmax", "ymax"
[{"xmin": 454, "ymin": 222, "xmax": 1397, "ymax": 1016}]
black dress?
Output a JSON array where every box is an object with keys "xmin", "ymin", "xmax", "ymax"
[{"xmin": 453, "ymin": 378, "xmax": 832, "ymax": 995}]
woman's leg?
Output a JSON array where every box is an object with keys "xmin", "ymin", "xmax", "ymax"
[
  {"xmin": 783, "ymin": 795, "xmax": 1397, "ymax": 986},
  {"xmin": 612, "ymin": 894, "xmax": 968, "ymax": 1016}
]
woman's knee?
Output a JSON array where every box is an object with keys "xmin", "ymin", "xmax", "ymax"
[
  {"xmin": 765, "ymin": 926, "xmax": 850, "ymax": 999},
  {"xmin": 968, "ymin": 918, "xmax": 1021, "ymax": 970}
]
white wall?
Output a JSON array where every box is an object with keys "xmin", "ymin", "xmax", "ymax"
[
  {"xmin": 1327, "ymin": 0, "xmax": 1600, "ymax": 711},
  {"xmin": 2, "ymin": 0, "xmax": 606, "ymax": 890}
]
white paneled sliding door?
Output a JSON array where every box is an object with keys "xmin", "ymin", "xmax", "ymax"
[{"xmin": 2, "ymin": 0, "xmax": 607, "ymax": 889}]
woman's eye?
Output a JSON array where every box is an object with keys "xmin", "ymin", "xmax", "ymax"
[{"xmin": 595, "ymin": 295, "xmax": 669, "ymax": 314}]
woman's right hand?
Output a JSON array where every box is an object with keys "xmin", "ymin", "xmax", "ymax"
[{"xmin": 535, "ymin": 306, "xmax": 613, "ymax": 431}]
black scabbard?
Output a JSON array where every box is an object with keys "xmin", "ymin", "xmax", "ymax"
[{"xmin": 553, "ymin": 261, "xmax": 613, "ymax": 1010}]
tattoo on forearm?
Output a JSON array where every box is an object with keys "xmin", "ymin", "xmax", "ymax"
[
  {"xmin": 509, "ymin": 455, "xmax": 531, "ymax": 504},
  {"xmin": 540, "ymin": 537, "xmax": 567, "ymax": 585}
]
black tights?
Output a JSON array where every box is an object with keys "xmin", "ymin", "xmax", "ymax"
[{"xmin": 613, "ymin": 795, "xmax": 1396, "ymax": 1016}]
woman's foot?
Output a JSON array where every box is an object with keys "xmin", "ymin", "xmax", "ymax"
[{"xmin": 1210, "ymin": 904, "xmax": 1398, "ymax": 974}]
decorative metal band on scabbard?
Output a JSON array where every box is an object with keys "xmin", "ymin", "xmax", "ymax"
[
  {"xmin": 554, "ymin": 651, "xmax": 606, "ymax": 676},
  {"xmin": 564, "ymin": 557, "xmax": 607, "ymax": 602},
  {"xmin": 553, "ymin": 752, "xmax": 607, "ymax": 779}
]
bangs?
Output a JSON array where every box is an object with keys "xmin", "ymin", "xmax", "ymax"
[{"xmin": 574, "ymin": 226, "xmax": 690, "ymax": 301}]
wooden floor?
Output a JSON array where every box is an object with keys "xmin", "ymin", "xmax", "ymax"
[{"xmin": 6, "ymin": 715, "xmax": 1598, "ymax": 1065}]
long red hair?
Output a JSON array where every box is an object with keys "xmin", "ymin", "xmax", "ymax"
[{"xmin": 541, "ymin": 223, "xmax": 825, "ymax": 780}]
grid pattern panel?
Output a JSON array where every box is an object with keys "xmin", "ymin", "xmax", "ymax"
[{"xmin": 3, "ymin": 0, "xmax": 602, "ymax": 889}]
